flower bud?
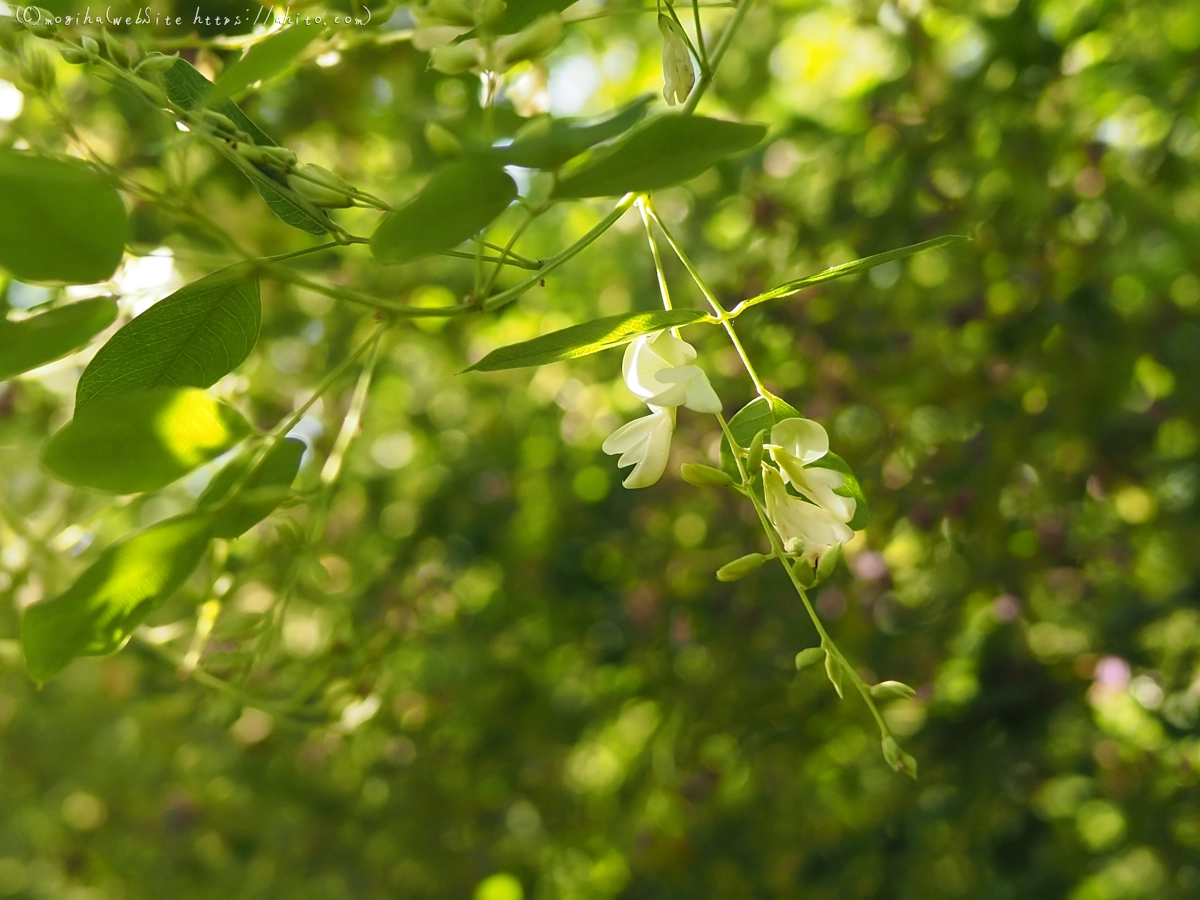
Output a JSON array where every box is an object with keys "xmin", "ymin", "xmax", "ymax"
[
  {"xmin": 424, "ymin": 121, "xmax": 463, "ymax": 157},
  {"xmin": 881, "ymin": 736, "xmax": 918, "ymax": 778},
  {"xmin": 496, "ymin": 14, "xmax": 563, "ymax": 67},
  {"xmin": 81, "ymin": 36, "xmax": 100, "ymax": 56},
  {"xmin": 199, "ymin": 109, "xmax": 239, "ymax": 136},
  {"xmin": 259, "ymin": 146, "xmax": 299, "ymax": 170},
  {"xmin": 429, "ymin": 0, "xmax": 476, "ymax": 26},
  {"xmin": 137, "ymin": 53, "xmax": 179, "ymax": 75},
  {"xmin": 288, "ymin": 164, "xmax": 355, "ymax": 208},
  {"xmin": 870, "ymin": 680, "xmax": 916, "ymax": 701},
  {"xmin": 746, "ymin": 429, "xmax": 765, "ymax": 475},
  {"xmin": 25, "ymin": 11, "xmax": 57, "ymax": 39},
  {"xmin": 474, "ymin": 0, "xmax": 506, "ymax": 29},
  {"xmin": 814, "ymin": 541, "xmax": 841, "ymax": 582},
  {"xmin": 235, "ymin": 143, "xmax": 270, "ymax": 165},
  {"xmin": 680, "ymin": 463, "xmax": 733, "ymax": 488},
  {"xmin": 102, "ymin": 29, "xmax": 129, "ymax": 68},
  {"xmin": 824, "ymin": 649, "xmax": 844, "ymax": 698},
  {"xmin": 794, "ymin": 646, "xmax": 825, "ymax": 670},
  {"xmin": 60, "ymin": 45, "xmax": 90, "ymax": 65},
  {"xmin": 429, "ymin": 43, "xmax": 480, "ymax": 75},
  {"xmin": 659, "ymin": 13, "xmax": 695, "ymax": 106},
  {"xmin": 716, "ymin": 552, "xmax": 769, "ymax": 582}
]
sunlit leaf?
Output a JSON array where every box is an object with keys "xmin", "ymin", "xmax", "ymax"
[
  {"xmin": 371, "ymin": 162, "xmax": 517, "ymax": 264},
  {"xmin": 21, "ymin": 514, "xmax": 213, "ymax": 682},
  {"xmin": 0, "ymin": 151, "xmax": 128, "ymax": 284},
  {"xmin": 209, "ymin": 26, "xmax": 319, "ymax": 103},
  {"xmin": 197, "ymin": 436, "xmax": 306, "ymax": 538},
  {"xmin": 556, "ymin": 116, "xmax": 768, "ymax": 199},
  {"xmin": 742, "ymin": 235, "xmax": 970, "ymax": 309},
  {"xmin": 160, "ymin": 59, "xmax": 334, "ymax": 236},
  {"xmin": 465, "ymin": 309, "xmax": 709, "ymax": 372},
  {"xmin": 42, "ymin": 386, "xmax": 251, "ymax": 494},
  {"xmin": 459, "ymin": 0, "xmax": 580, "ymax": 36},
  {"xmin": 76, "ymin": 265, "xmax": 261, "ymax": 408},
  {"xmin": 0, "ymin": 298, "xmax": 118, "ymax": 381},
  {"xmin": 719, "ymin": 396, "xmax": 801, "ymax": 484},
  {"xmin": 485, "ymin": 95, "xmax": 654, "ymax": 170}
]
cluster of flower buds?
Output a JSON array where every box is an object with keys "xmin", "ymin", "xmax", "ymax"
[
  {"xmin": 17, "ymin": 45, "xmax": 55, "ymax": 91},
  {"xmin": 414, "ymin": 0, "xmax": 564, "ymax": 76}
]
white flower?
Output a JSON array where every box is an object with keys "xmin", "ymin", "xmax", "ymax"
[
  {"xmin": 768, "ymin": 418, "xmax": 856, "ymax": 524},
  {"xmin": 763, "ymin": 466, "xmax": 853, "ymax": 563},
  {"xmin": 622, "ymin": 332, "xmax": 720, "ymax": 413},
  {"xmin": 602, "ymin": 407, "xmax": 675, "ymax": 488},
  {"xmin": 658, "ymin": 14, "xmax": 695, "ymax": 106}
]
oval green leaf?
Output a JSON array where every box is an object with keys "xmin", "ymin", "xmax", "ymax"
[
  {"xmin": 76, "ymin": 265, "xmax": 261, "ymax": 408},
  {"xmin": 21, "ymin": 514, "xmax": 212, "ymax": 682},
  {"xmin": 465, "ymin": 309, "xmax": 709, "ymax": 372},
  {"xmin": 0, "ymin": 298, "xmax": 118, "ymax": 381},
  {"xmin": 740, "ymin": 235, "xmax": 970, "ymax": 310},
  {"xmin": 485, "ymin": 95, "xmax": 654, "ymax": 170},
  {"xmin": 556, "ymin": 116, "xmax": 768, "ymax": 199},
  {"xmin": 209, "ymin": 26, "xmax": 319, "ymax": 103},
  {"xmin": 42, "ymin": 386, "xmax": 251, "ymax": 494},
  {"xmin": 161, "ymin": 59, "xmax": 333, "ymax": 236},
  {"xmin": 0, "ymin": 150, "xmax": 128, "ymax": 284},
  {"xmin": 372, "ymin": 163, "xmax": 517, "ymax": 265},
  {"xmin": 197, "ymin": 436, "xmax": 306, "ymax": 538}
]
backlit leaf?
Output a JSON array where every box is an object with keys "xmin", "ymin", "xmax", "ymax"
[
  {"xmin": 556, "ymin": 116, "xmax": 767, "ymax": 199},
  {"xmin": 21, "ymin": 514, "xmax": 212, "ymax": 682},
  {"xmin": 485, "ymin": 95, "xmax": 653, "ymax": 170},
  {"xmin": 742, "ymin": 236, "xmax": 970, "ymax": 309},
  {"xmin": 42, "ymin": 386, "xmax": 251, "ymax": 494},
  {"xmin": 76, "ymin": 265, "xmax": 261, "ymax": 408},
  {"xmin": 160, "ymin": 59, "xmax": 334, "ymax": 236},
  {"xmin": 465, "ymin": 309, "xmax": 709, "ymax": 372},
  {"xmin": 0, "ymin": 151, "xmax": 128, "ymax": 284},
  {"xmin": 371, "ymin": 163, "xmax": 517, "ymax": 264},
  {"xmin": 197, "ymin": 436, "xmax": 306, "ymax": 538},
  {"xmin": 209, "ymin": 26, "xmax": 319, "ymax": 103},
  {"xmin": 0, "ymin": 298, "xmax": 118, "ymax": 381}
]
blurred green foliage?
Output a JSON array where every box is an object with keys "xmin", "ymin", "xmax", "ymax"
[{"xmin": 2, "ymin": 0, "xmax": 1200, "ymax": 898}]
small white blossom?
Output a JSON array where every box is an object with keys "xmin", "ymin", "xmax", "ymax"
[
  {"xmin": 602, "ymin": 407, "xmax": 675, "ymax": 489},
  {"xmin": 763, "ymin": 466, "xmax": 853, "ymax": 563},
  {"xmin": 658, "ymin": 14, "xmax": 695, "ymax": 106},
  {"xmin": 769, "ymin": 418, "xmax": 856, "ymax": 524},
  {"xmin": 622, "ymin": 332, "xmax": 720, "ymax": 413}
]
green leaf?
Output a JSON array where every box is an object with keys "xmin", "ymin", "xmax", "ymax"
[
  {"xmin": 719, "ymin": 396, "xmax": 801, "ymax": 484},
  {"xmin": 76, "ymin": 265, "xmax": 261, "ymax": 409},
  {"xmin": 460, "ymin": 0, "xmax": 580, "ymax": 36},
  {"xmin": 743, "ymin": 235, "xmax": 970, "ymax": 308},
  {"xmin": 21, "ymin": 514, "xmax": 212, "ymax": 682},
  {"xmin": 824, "ymin": 647, "xmax": 845, "ymax": 699},
  {"xmin": 197, "ymin": 437, "xmax": 306, "ymax": 538},
  {"xmin": 465, "ymin": 309, "xmax": 708, "ymax": 372},
  {"xmin": 485, "ymin": 95, "xmax": 653, "ymax": 170},
  {"xmin": 42, "ymin": 386, "xmax": 251, "ymax": 494},
  {"xmin": 556, "ymin": 115, "xmax": 767, "ymax": 199},
  {"xmin": 0, "ymin": 150, "xmax": 128, "ymax": 284},
  {"xmin": 160, "ymin": 59, "xmax": 334, "ymax": 236},
  {"xmin": 0, "ymin": 298, "xmax": 118, "ymax": 381},
  {"xmin": 209, "ymin": 26, "xmax": 319, "ymax": 103},
  {"xmin": 371, "ymin": 162, "xmax": 517, "ymax": 264}
]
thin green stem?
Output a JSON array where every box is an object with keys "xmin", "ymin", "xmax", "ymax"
[
  {"xmin": 267, "ymin": 268, "xmax": 474, "ymax": 317},
  {"xmin": 642, "ymin": 201, "xmax": 773, "ymax": 399},
  {"xmin": 638, "ymin": 199, "xmax": 674, "ymax": 311},
  {"xmin": 691, "ymin": 0, "xmax": 712, "ymax": 70},
  {"xmin": 482, "ymin": 194, "xmax": 638, "ymax": 311},
  {"xmin": 680, "ymin": 0, "xmax": 754, "ymax": 114}
]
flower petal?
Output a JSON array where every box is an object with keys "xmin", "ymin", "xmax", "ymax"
[{"xmin": 771, "ymin": 418, "xmax": 829, "ymax": 465}]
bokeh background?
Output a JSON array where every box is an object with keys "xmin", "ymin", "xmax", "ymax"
[{"xmin": 3, "ymin": 0, "xmax": 1200, "ymax": 897}]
